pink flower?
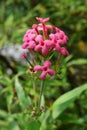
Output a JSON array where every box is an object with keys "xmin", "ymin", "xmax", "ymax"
[
  {"xmin": 22, "ymin": 42, "xmax": 29, "ymax": 49},
  {"xmin": 27, "ymin": 41, "xmax": 36, "ymax": 50},
  {"xmin": 22, "ymin": 17, "xmax": 69, "ymax": 57},
  {"xmin": 59, "ymin": 47, "xmax": 69, "ymax": 55},
  {"xmin": 35, "ymin": 35, "xmax": 48, "ymax": 55},
  {"xmin": 44, "ymin": 40, "xmax": 55, "ymax": 49},
  {"xmin": 21, "ymin": 53, "xmax": 27, "ymax": 59},
  {"xmin": 34, "ymin": 61, "xmax": 55, "ymax": 80},
  {"xmin": 32, "ymin": 24, "xmax": 39, "ymax": 34},
  {"xmin": 22, "ymin": 29, "xmax": 36, "ymax": 50},
  {"xmin": 36, "ymin": 17, "xmax": 50, "ymax": 24}
]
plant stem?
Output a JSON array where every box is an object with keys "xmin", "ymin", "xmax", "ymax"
[
  {"xmin": 39, "ymin": 80, "xmax": 44, "ymax": 107},
  {"xmin": 25, "ymin": 57, "xmax": 33, "ymax": 68},
  {"xmin": 57, "ymin": 53, "xmax": 62, "ymax": 64},
  {"xmin": 55, "ymin": 53, "xmax": 62, "ymax": 72},
  {"xmin": 33, "ymin": 78, "xmax": 37, "ymax": 107}
]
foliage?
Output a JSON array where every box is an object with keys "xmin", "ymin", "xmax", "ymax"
[{"xmin": 0, "ymin": 0, "xmax": 87, "ymax": 130}]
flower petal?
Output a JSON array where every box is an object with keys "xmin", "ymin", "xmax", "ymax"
[
  {"xmin": 34, "ymin": 45, "xmax": 42, "ymax": 51},
  {"xmin": 35, "ymin": 35, "xmax": 43, "ymax": 42},
  {"xmin": 47, "ymin": 69, "xmax": 55, "ymax": 76},
  {"xmin": 34, "ymin": 65, "xmax": 43, "ymax": 71},
  {"xmin": 36, "ymin": 17, "xmax": 50, "ymax": 23},
  {"xmin": 22, "ymin": 42, "xmax": 29, "ymax": 49},
  {"xmin": 40, "ymin": 71, "xmax": 47, "ymax": 80},
  {"xmin": 44, "ymin": 61, "xmax": 51, "ymax": 67},
  {"xmin": 28, "ymin": 41, "xmax": 36, "ymax": 49},
  {"xmin": 42, "ymin": 45, "xmax": 48, "ymax": 55},
  {"xmin": 60, "ymin": 47, "xmax": 69, "ymax": 55}
]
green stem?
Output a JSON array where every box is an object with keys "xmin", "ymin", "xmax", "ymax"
[
  {"xmin": 25, "ymin": 57, "xmax": 33, "ymax": 68},
  {"xmin": 39, "ymin": 80, "xmax": 44, "ymax": 107},
  {"xmin": 55, "ymin": 53, "xmax": 62, "ymax": 72},
  {"xmin": 57, "ymin": 53, "xmax": 62, "ymax": 64},
  {"xmin": 33, "ymin": 78, "xmax": 37, "ymax": 107}
]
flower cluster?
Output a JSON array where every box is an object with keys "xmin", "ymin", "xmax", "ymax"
[{"xmin": 22, "ymin": 17, "xmax": 69, "ymax": 80}]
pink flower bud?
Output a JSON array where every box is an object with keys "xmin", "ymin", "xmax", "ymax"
[{"xmin": 21, "ymin": 53, "xmax": 27, "ymax": 59}]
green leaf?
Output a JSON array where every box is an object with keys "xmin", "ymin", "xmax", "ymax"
[
  {"xmin": 40, "ymin": 83, "xmax": 87, "ymax": 129},
  {"xmin": 6, "ymin": 85, "xmax": 14, "ymax": 112},
  {"xmin": 67, "ymin": 59, "xmax": 87, "ymax": 66},
  {"xmin": 40, "ymin": 94, "xmax": 45, "ymax": 107},
  {"xmin": 15, "ymin": 78, "xmax": 32, "ymax": 110},
  {"xmin": 7, "ymin": 120, "xmax": 20, "ymax": 130},
  {"xmin": 0, "ymin": 110, "xmax": 8, "ymax": 118},
  {"xmin": 5, "ymin": 14, "xmax": 14, "ymax": 27},
  {"xmin": 52, "ymin": 83, "xmax": 87, "ymax": 119},
  {"xmin": 27, "ymin": 120, "xmax": 41, "ymax": 130}
]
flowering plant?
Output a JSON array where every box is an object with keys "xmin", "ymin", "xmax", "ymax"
[{"xmin": 21, "ymin": 17, "xmax": 69, "ymax": 121}]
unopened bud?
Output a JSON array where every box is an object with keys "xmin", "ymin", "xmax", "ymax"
[
  {"xmin": 31, "ymin": 111, "xmax": 35, "ymax": 116},
  {"xmin": 28, "ymin": 104, "xmax": 33, "ymax": 108},
  {"xmin": 40, "ymin": 106, "xmax": 44, "ymax": 111}
]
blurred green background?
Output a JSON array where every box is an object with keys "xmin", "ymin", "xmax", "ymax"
[{"xmin": 0, "ymin": 0, "xmax": 87, "ymax": 130}]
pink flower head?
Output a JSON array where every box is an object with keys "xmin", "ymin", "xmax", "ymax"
[
  {"xmin": 36, "ymin": 17, "xmax": 50, "ymax": 24},
  {"xmin": 34, "ymin": 61, "xmax": 55, "ymax": 80}
]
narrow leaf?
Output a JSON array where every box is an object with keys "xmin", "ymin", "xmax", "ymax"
[
  {"xmin": 40, "ymin": 94, "xmax": 45, "ymax": 107},
  {"xmin": 52, "ymin": 83, "xmax": 87, "ymax": 119},
  {"xmin": 15, "ymin": 78, "xmax": 32, "ymax": 110},
  {"xmin": 40, "ymin": 83, "xmax": 87, "ymax": 129},
  {"xmin": 67, "ymin": 59, "xmax": 87, "ymax": 66}
]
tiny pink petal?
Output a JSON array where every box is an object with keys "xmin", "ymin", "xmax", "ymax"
[
  {"xmin": 49, "ymin": 33, "xmax": 55, "ymax": 40},
  {"xmin": 36, "ymin": 17, "xmax": 50, "ymax": 23},
  {"xmin": 27, "ymin": 33, "xmax": 35, "ymax": 40},
  {"xmin": 54, "ymin": 27, "xmax": 61, "ymax": 33},
  {"xmin": 28, "ymin": 41, "xmax": 36, "ymax": 49},
  {"xmin": 22, "ymin": 42, "xmax": 29, "ymax": 49},
  {"xmin": 23, "ymin": 35, "xmax": 28, "ymax": 42},
  {"xmin": 21, "ymin": 53, "xmax": 27, "ymax": 59},
  {"xmin": 35, "ymin": 35, "xmax": 43, "ymax": 42},
  {"xmin": 47, "ymin": 69, "xmax": 55, "ymax": 76},
  {"xmin": 60, "ymin": 47, "xmax": 69, "ymax": 55},
  {"xmin": 42, "ymin": 45, "xmax": 48, "ymax": 55},
  {"xmin": 34, "ymin": 65, "xmax": 43, "ymax": 71},
  {"xmin": 45, "ymin": 40, "xmax": 54, "ymax": 48},
  {"xmin": 44, "ymin": 61, "xmax": 51, "ymax": 67},
  {"xmin": 40, "ymin": 71, "xmax": 47, "ymax": 80},
  {"xmin": 32, "ymin": 24, "xmax": 38, "ymax": 29},
  {"xmin": 54, "ymin": 43, "xmax": 61, "ymax": 51},
  {"xmin": 34, "ymin": 45, "xmax": 42, "ymax": 51}
]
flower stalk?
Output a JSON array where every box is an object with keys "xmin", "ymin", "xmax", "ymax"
[{"xmin": 39, "ymin": 80, "xmax": 44, "ymax": 107}]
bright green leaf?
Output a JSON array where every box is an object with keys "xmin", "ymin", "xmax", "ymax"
[
  {"xmin": 5, "ymin": 15, "xmax": 14, "ymax": 27},
  {"xmin": 40, "ymin": 94, "xmax": 45, "ymax": 107},
  {"xmin": 67, "ymin": 59, "xmax": 87, "ymax": 66},
  {"xmin": 15, "ymin": 78, "xmax": 32, "ymax": 110},
  {"xmin": 52, "ymin": 83, "xmax": 87, "ymax": 119},
  {"xmin": 40, "ymin": 83, "xmax": 87, "ymax": 129}
]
